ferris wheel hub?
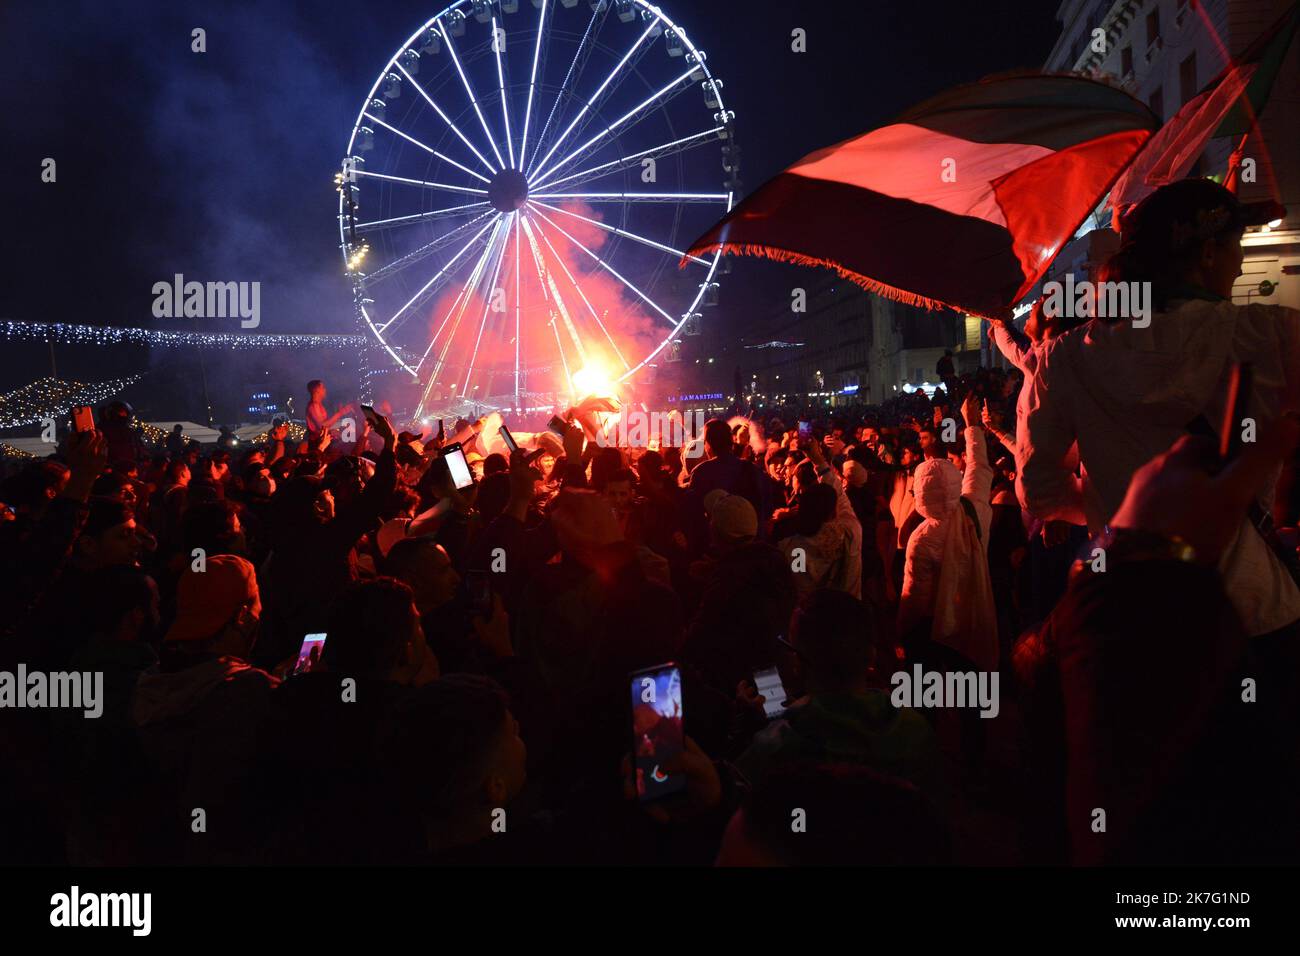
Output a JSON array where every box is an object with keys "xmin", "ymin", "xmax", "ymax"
[{"xmin": 488, "ymin": 168, "xmax": 529, "ymax": 212}]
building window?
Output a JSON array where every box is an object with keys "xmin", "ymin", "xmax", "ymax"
[
  {"xmin": 1147, "ymin": 8, "xmax": 1161, "ymax": 49},
  {"xmin": 1180, "ymin": 51, "xmax": 1198, "ymax": 105},
  {"xmin": 1121, "ymin": 45, "xmax": 1134, "ymax": 77},
  {"xmin": 1149, "ymin": 85, "xmax": 1164, "ymax": 120}
]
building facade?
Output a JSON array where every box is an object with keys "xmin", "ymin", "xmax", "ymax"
[{"xmin": 736, "ymin": 275, "xmax": 966, "ymax": 408}]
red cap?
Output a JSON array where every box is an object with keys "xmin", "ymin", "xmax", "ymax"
[{"xmin": 164, "ymin": 554, "xmax": 261, "ymax": 643}]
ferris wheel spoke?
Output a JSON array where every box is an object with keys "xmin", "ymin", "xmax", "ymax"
[
  {"xmin": 491, "ymin": 17, "xmax": 516, "ymax": 169},
  {"xmin": 396, "ymin": 62, "xmax": 499, "ymax": 178},
  {"xmin": 513, "ymin": 214, "xmax": 522, "ymax": 403},
  {"xmin": 517, "ymin": 0, "xmax": 550, "ymax": 173},
  {"xmin": 525, "ymin": 5, "xmax": 605, "ymax": 176},
  {"xmin": 527, "ymin": 204, "xmax": 678, "ymax": 328},
  {"xmin": 378, "ymin": 215, "xmax": 501, "ymax": 335},
  {"xmin": 422, "ymin": 218, "xmax": 506, "ymax": 378},
  {"xmin": 548, "ymin": 312, "xmax": 574, "ymax": 387},
  {"xmin": 363, "ymin": 111, "xmax": 492, "ymax": 186},
  {"xmin": 530, "ymin": 199, "xmax": 710, "ymax": 267},
  {"xmin": 526, "ymin": 16, "xmax": 662, "ymax": 190},
  {"xmin": 529, "ymin": 64, "xmax": 699, "ymax": 190},
  {"xmin": 354, "ymin": 169, "xmax": 487, "ymax": 198},
  {"xmin": 529, "ymin": 191, "xmax": 732, "ymax": 204},
  {"xmin": 520, "ymin": 216, "xmax": 587, "ymax": 369},
  {"xmin": 417, "ymin": 276, "xmax": 473, "ymax": 377},
  {"xmin": 362, "ymin": 210, "xmax": 495, "ymax": 284},
  {"xmin": 538, "ymin": 127, "xmax": 726, "ymax": 192},
  {"xmin": 437, "ymin": 16, "xmax": 506, "ymax": 171},
  {"xmin": 352, "ymin": 201, "xmax": 492, "ymax": 234},
  {"xmin": 461, "ymin": 216, "xmax": 512, "ymax": 393},
  {"xmin": 532, "ymin": 30, "xmax": 665, "ymax": 187},
  {"xmin": 529, "ymin": 213, "xmax": 630, "ymax": 371},
  {"xmin": 525, "ymin": 225, "xmax": 576, "ymax": 391}
]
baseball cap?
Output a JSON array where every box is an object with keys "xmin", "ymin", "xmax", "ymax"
[
  {"xmin": 1118, "ymin": 179, "xmax": 1285, "ymax": 253},
  {"xmin": 165, "ymin": 554, "xmax": 261, "ymax": 643},
  {"xmin": 395, "ymin": 442, "xmax": 424, "ymax": 469},
  {"xmin": 705, "ymin": 490, "xmax": 758, "ymax": 540}
]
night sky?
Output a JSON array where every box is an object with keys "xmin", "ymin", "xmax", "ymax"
[{"xmin": 1, "ymin": 0, "xmax": 1058, "ymax": 422}]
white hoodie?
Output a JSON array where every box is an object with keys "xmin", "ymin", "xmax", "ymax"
[
  {"xmin": 901, "ymin": 427, "xmax": 997, "ymax": 667},
  {"xmin": 1017, "ymin": 298, "xmax": 1300, "ymax": 636}
]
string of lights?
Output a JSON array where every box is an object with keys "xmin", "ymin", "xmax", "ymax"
[
  {"xmin": 1, "ymin": 321, "xmax": 367, "ymax": 350},
  {"xmin": 0, "ymin": 442, "xmax": 35, "ymax": 460},
  {"xmin": 0, "ymin": 375, "xmax": 144, "ymax": 429},
  {"xmin": 245, "ymin": 422, "xmax": 307, "ymax": 446},
  {"xmin": 132, "ymin": 421, "xmax": 170, "ymax": 446}
]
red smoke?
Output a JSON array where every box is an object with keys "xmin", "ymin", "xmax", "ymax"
[{"xmin": 415, "ymin": 200, "xmax": 663, "ymax": 403}]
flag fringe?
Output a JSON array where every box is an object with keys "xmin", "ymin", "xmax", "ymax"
[{"xmin": 685, "ymin": 243, "xmax": 960, "ymax": 313}]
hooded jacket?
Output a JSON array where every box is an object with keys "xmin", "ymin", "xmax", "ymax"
[
  {"xmin": 1018, "ymin": 298, "xmax": 1300, "ymax": 636},
  {"xmin": 901, "ymin": 427, "xmax": 997, "ymax": 667}
]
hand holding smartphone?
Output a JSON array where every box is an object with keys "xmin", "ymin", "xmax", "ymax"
[
  {"xmin": 71, "ymin": 406, "xmax": 95, "ymax": 433},
  {"xmin": 294, "ymin": 633, "xmax": 327, "ymax": 675},
  {"xmin": 440, "ymin": 441, "xmax": 475, "ymax": 490},
  {"xmin": 629, "ymin": 663, "xmax": 686, "ymax": 802},
  {"xmin": 753, "ymin": 666, "xmax": 791, "ymax": 719}
]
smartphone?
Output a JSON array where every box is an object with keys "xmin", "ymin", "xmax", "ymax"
[
  {"xmin": 629, "ymin": 662, "xmax": 686, "ymax": 802},
  {"xmin": 547, "ymin": 414, "xmax": 570, "ymax": 437},
  {"xmin": 797, "ymin": 420, "xmax": 812, "ymax": 441},
  {"xmin": 72, "ymin": 405, "xmax": 95, "ymax": 433},
  {"xmin": 466, "ymin": 569, "xmax": 492, "ymax": 616},
  {"xmin": 294, "ymin": 633, "xmax": 327, "ymax": 675},
  {"xmin": 1220, "ymin": 362, "xmax": 1253, "ymax": 463},
  {"xmin": 753, "ymin": 666, "xmax": 790, "ymax": 719},
  {"xmin": 499, "ymin": 424, "xmax": 519, "ymax": 453},
  {"xmin": 359, "ymin": 403, "xmax": 378, "ymax": 426},
  {"xmin": 441, "ymin": 441, "xmax": 475, "ymax": 489}
]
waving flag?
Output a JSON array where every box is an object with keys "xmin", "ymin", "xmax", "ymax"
[
  {"xmin": 685, "ymin": 75, "xmax": 1159, "ymax": 318},
  {"xmin": 1111, "ymin": 2, "xmax": 1299, "ymax": 215}
]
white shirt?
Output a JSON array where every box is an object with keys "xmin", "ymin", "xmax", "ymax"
[{"xmin": 1017, "ymin": 298, "xmax": 1300, "ymax": 636}]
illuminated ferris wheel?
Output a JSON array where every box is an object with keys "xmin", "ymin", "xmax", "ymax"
[{"xmin": 338, "ymin": 0, "xmax": 737, "ymax": 416}]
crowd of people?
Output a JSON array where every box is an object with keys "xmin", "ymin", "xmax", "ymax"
[{"xmin": 0, "ymin": 179, "xmax": 1297, "ymax": 866}]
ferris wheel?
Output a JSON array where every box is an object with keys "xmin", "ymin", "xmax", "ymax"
[{"xmin": 337, "ymin": 0, "xmax": 737, "ymax": 417}]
